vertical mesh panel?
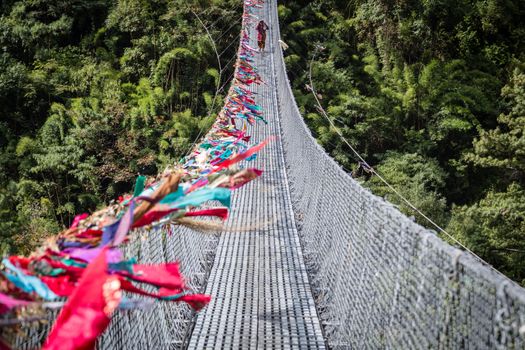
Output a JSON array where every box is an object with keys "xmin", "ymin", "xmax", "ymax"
[
  {"xmin": 6, "ymin": 225, "xmax": 219, "ymax": 350},
  {"xmin": 271, "ymin": 0, "xmax": 525, "ymax": 348},
  {"xmin": 96, "ymin": 226, "xmax": 219, "ymax": 350}
]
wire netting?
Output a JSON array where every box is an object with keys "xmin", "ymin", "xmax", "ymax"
[
  {"xmin": 8, "ymin": 225, "xmax": 218, "ymax": 350},
  {"xmin": 270, "ymin": 0, "xmax": 525, "ymax": 348}
]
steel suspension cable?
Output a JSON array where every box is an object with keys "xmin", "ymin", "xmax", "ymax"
[
  {"xmin": 184, "ymin": 7, "xmax": 242, "ymax": 159},
  {"xmin": 306, "ymin": 44, "xmax": 518, "ymax": 281}
]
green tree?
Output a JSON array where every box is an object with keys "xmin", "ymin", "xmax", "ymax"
[
  {"xmin": 0, "ymin": 0, "xmax": 243, "ymax": 253},
  {"xmin": 365, "ymin": 152, "xmax": 449, "ymax": 227},
  {"xmin": 448, "ymin": 184, "xmax": 525, "ymax": 284},
  {"xmin": 466, "ymin": 65, "xmax": 525, "ymax": 185}
]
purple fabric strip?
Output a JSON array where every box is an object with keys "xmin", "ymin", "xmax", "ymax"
[
  {"xmin": 64, "ymin": 247, "xmax": 123, "ymax": 264},
  {"xmin": 112, "ymin": 200, "xmax": 135, "ymax": 246}
]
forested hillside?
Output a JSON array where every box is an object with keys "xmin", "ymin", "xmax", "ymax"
[
  {"xmin": 0, "ymin": 0, "xmax": 241, "ymax": 255},
  {"xmin": 278, "ymin": 0, "xmax": 525, "ymax": 283}
]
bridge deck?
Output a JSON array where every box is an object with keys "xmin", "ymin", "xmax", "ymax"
[{"xmin": 187, "ymin": 1, "xmax": 326, "ymax": 349}]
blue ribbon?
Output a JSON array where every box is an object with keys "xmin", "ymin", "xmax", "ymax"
[{"xmin": 2, "ymin": 259, "xmax": 58, "ymax": 300}]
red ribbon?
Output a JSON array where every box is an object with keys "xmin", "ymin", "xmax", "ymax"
[{"xmin": 44, "ymin": 247, "xmax": 119, "ymax": 350}]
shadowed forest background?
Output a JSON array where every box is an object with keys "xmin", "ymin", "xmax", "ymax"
[
  {"xmin": 1, "ymin": 0, "xmax": 525, "ymax": 284},
  {"xmin": 0, "ymin": 0, "xmax": 241, "ymax": 253}
]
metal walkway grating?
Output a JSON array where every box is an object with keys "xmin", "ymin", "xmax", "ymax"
[{"xmin": 187, "ymin": 1, "xmax": 326, "ymax": 349}]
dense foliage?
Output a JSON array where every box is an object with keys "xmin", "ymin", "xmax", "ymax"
[
  {"xmin": 0, "ymin": 0, "xmax": 241, "ymax": 255},
  {"xmin": 279, "ymin": 0, "xmax": 525, "ymax": 283}
]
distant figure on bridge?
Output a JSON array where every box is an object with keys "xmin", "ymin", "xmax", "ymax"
[{"xmin": 256, "ymin": 20, "xmax": 269, "ymax": 52}]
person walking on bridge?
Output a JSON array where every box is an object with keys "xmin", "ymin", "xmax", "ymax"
[{"xmin": 256, "ymin": 20, "xmax": 269, "ymax": 52}]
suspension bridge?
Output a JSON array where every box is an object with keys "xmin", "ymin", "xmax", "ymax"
[{"xmin": 5, "ymin": 0, "xmax": 525, "ymax": 349}]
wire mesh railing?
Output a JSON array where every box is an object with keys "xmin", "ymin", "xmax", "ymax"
[
  {"xmin": 270, "ymin": 0, "xmax": 525, "ymax": 348},
  {"xmin": 9, "ymin": 225, "xmax": 218, "ymax": 350},
  {"xmin": 95, "ymin": 226, "xmax": 219, "ymax": 349}
]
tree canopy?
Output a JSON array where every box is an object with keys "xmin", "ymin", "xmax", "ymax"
[{"xmin": 0, "ymin": 0, "xmax": 241, "ymax": 255}]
